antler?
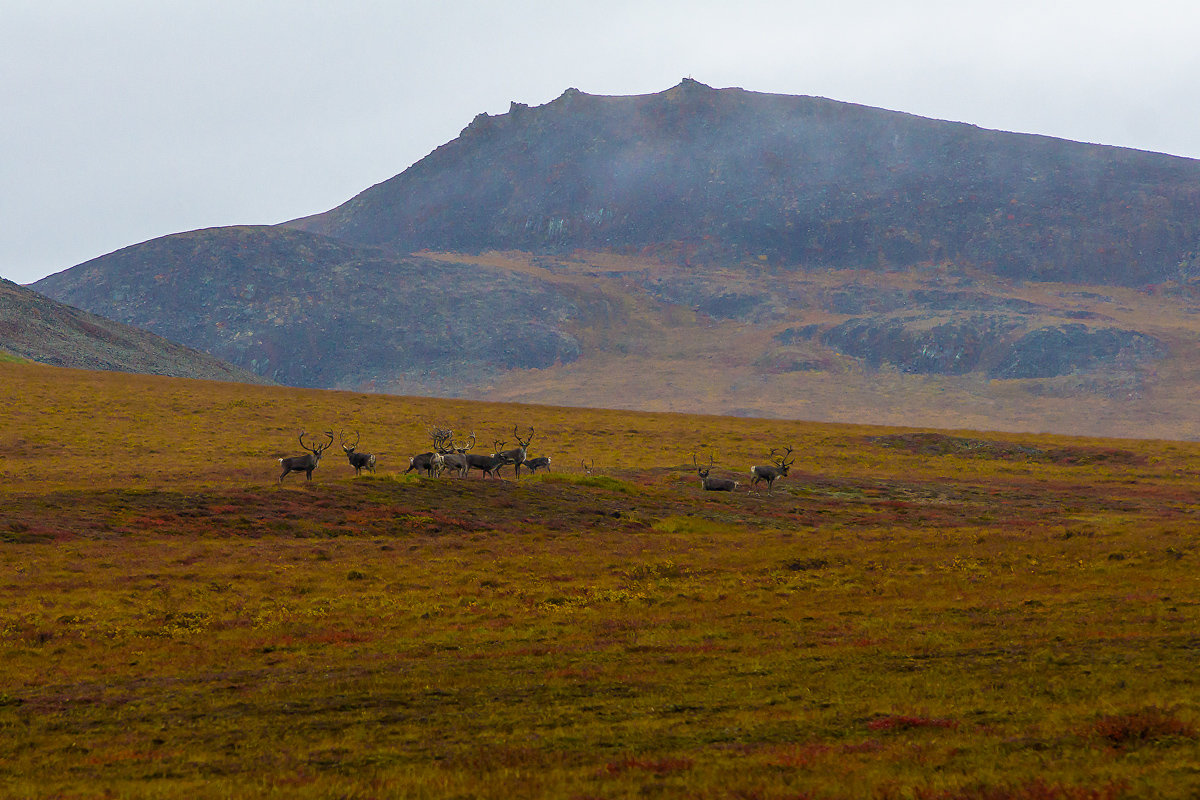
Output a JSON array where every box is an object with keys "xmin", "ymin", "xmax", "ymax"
[
  {"xmin": 340, "ymin": 429, "xmax": 360, "ymax": 449},
  {"xmin": 514, "ymin": 425, "xmax": 534, "ymax": 447},
  {"xmin": 316, "ymin": 430, "xmax": 335, "ymax": 453}
]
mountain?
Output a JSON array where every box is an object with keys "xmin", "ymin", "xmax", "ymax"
[
  {"xmin": 0, "ymin": 277, "xmax": 270, "ymax": 383},
  {"xmin": 290, "ymin": 79, "xmax": 1200, "ymax": 287},
  {"xmin": 29, "ymin": 81, "xmax": 1200, "ymax": 438}
]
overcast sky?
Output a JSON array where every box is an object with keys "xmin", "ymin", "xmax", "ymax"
[{"xmin": 4, "ymin": 0, "xmax": 1199, "ymax": 285}]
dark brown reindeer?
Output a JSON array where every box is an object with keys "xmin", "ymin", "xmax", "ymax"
[
  {"xmin": 493, "ymin": 425, "xmax": 534, "ymax": 477},
  {"xmin": 404, "ymin": 426, "xmax": 449, "ymax": 477},
  {"xmin": 750, "ymin": 446, "xmax": 794, "ymax": 495},
  {"xmin": 464, "ymin": 436, "xmax": 508, "ymax": 479},
  {"xmin": 340, "ymin": 430, "xmax": 377, "ymax": 476},
  {"xmin": 694, "ymin": 453, "xmax": 738, "ymax": 492},
  {"xmin": 524, "ymin": 456, "xmax": 552, "ymax": 474},
  {"xmin": 278, "ymin": 430, "xmax": 335, "ymax": 483}
]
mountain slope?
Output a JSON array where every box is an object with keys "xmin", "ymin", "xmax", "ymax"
[
  {"xmin": 32, "ymin": 226, "xmax": 583, "ymax": 391},
  {"xmin": 290, "ymin": 79, "xmax": 1200, "ymax": 286},
  {"xmin": 0, "ymin": 278, "xmax": 269, "ymax": 383}
]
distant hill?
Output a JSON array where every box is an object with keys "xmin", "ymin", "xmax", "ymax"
[
  {"xmin": 29, "ymin": 81, "xmax": 1200, "ymax": 437},
  {"xmin": 0, "ymin": 278, "xmax": 270, "ymax": 383},
  {"xmin": 31, "ymin": 227, "xmax": 582, "ymax": 391},
  {"xmin": 290, "ymin": 79, "xmax": 1200, "ymax": 287}
]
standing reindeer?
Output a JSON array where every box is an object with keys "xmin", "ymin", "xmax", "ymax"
[
  {"xmin": 437, "ymin": 430, "xmax": 472, "ymax": 479},
  {"xmin": 524, "ymin": 456, "xmax": 552, "ymax": 474},
  {"xmin": 466, "ymin": 436, "xmax": 509, "ymax": 479},
  {"xmin": 694, "ymin": 453, "xmax": 738, "ymax": 491},
  {"xmin": 278, "ymin": 430, "xmax": 335, "ymax": 483},
  {"xmin": 340, "ymin": 430, "xmax": 377, "ymax": 476},
  {"xmin": 405, "ymin": 426, "xmax": 449, "ymax": 477},
  {"xmin": 750, "ymin": 447, "xmax": 795, "ymax": 495},
  {"xmin": 493, "ymin": 425, "xmax": 534, "ymax": 477}
]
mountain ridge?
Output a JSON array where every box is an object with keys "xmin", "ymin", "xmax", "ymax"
[{"xmin": 28, "ymin": 81, "xmax": 1200, "ymax": 437}]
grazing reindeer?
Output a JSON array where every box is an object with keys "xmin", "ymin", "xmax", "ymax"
[
  {"xmin": 405, "ymin": 426, "xmax": 450, "ymax": 477},
  {"xmin": 750, "ymin": 447, "xmax": 795, "ymax": 495},
  {"xmin": 404, "ymin": 451, "xmax": 440, "ymax": 477},
  {"xmin": 524, "ymin": 456, "xmax": 552, "ymax": 474},
  {"xmin": 340, "ymin": 430, "xmax": 377, "ymax": 476},
  {"xmin": 278, "ymin": 430, "xmax": 335, "ymax": 483},
  {"xmin": 494, "ymin": 425, "xmax": 534, "ymax": 477},
  {"xmin": 694, "ymin": 453, "xmax": 738, "ymax": 491}
]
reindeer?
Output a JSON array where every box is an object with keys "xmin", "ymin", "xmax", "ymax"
[
  {"xmin": 524, "ymin": 456, "xmax": 552, "ymax": 474},
  {"xmin": 465, "ymin": 436, "xmax": 508, "ymax": 478},
  {"xmin": 750, "ymin": 446, "xmax": 795, "ymax": 495},
  {"xmin": 694, "ymin": 453, "xmax": 738, "ymax": 491},
  {"xmin": 340, "ymin": 430, "xmax": 377, "ymax": 476},
  {"xmin": 580, "ymin": 458, "xmax": 594, "ymax": 475},
  {"xmin": 466, "ymin": 445, "xmax": 510, "ymax": 479},
  {"xmin": 278, "ymin": 430, "xmax": 335, "ymax": 483},
  {"xmin": 437, "ymin": 430, "xmax": 471, "ymax": 479},
  {"xmin": 405, "ymin": 426, "xmax": 450, "ymax": 477},
  {"xmin": 493, "ymin": 425, "xmax": 534, "ymax": 477}
]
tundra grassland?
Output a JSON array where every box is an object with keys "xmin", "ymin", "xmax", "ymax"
[{"xmin": 1, "ymin": 361, "xmax": 1199, "ymax": 799}]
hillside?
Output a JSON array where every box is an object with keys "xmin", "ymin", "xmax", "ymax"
[
  {"xmin": 2, "ymin": 361, "xmax": 1199, "ymax": 798},
  {"xmin": 30, "ymin": 81, "xmax": 1200, "ymax": 437},
  {"xmin": 0, "ymin": 277, "xmax": 269, "ymax": 383},
  {"xmin": 291, "ymin": 79, "xmax": 1200, "ymax": 286}
]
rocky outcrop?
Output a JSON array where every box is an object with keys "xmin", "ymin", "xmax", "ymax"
[{"xmin": 812, "ymin": 315, "xmax": 1165, "ymax": 378}]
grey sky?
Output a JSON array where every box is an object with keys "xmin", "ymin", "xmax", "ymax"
[{"xmin": 4, "ymin": 0, "xmax": 1199, "ymax": 285}]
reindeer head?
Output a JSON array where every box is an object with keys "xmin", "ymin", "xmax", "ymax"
[
  {"xmin": 340, "ymin": 429, "xmax": 360, "ymax": 455},
  {"xmin": 771, "ymin": 446, "xmax": 795, "ymax": 476},
  {"xmin": 693, "ymin": 452, "xmax": 713, "ymax": 480},
  {"xmin": 302, "ymin": 430, "xmax": 335, "ymax": 462}
]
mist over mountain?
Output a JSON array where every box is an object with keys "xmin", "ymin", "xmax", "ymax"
[
  {"xmin": 29, "ymin": 80, "xmax": 1200, "ymax": 437},
  {"xmin": 291, "ymin": 79, "xmax": 1200, "ymax": 287}
]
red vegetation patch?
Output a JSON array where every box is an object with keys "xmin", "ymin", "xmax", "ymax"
[
  {"xmin": 1086, "ymin": 707, "xmax": 1196, "ymax": 747},
  {"xmin": 603, "ymin": 755, "xmax": 694, "ymax": 775},
  {"xmin": 896, "ymin": 779, "xmax": 1126, "ymax": 800},
  {"xmin": 867, "ymin": 715, "xmax": 959, "ymax": 732},
  {"xmin": 868, "ymin": 432, "xmax": 1145, "ymax": 466}
]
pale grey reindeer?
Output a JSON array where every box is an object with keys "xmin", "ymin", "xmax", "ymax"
[
  {"xmin": 404, "ymin": 426, "xmax": 449, "ymax": 477},
  {"xmin": 493, "ymin": 425, "xmax": 534, "ymax": 477},
  {"xmin": 278, "ymin": 430, "xmax": 335, "ymax": 483},
  {"xmin": 694, "ymin": 453, "xmax": 738, "ymax": 491},
  {"xmin": 750, "ymin": 446, "xmax": 795, "ymax": 495},
  {"xmin": 436, "ymin": 430, "xmax": 472, "ymax": 479},
  {"xmin": 340, "ymin": 429, "xmax": 377, "ymax": 476}
]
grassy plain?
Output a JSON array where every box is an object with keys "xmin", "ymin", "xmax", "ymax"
[{"xmin": 1, "ymin": 361, "xmax": 1199, "ymax": 798}]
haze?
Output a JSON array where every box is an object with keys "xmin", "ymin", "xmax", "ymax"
[{"xmin": 4, "ymin": 0, "xmax": 1198, "ymax": 285}]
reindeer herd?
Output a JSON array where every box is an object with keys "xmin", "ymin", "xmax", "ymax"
[{"xmin": 277, "ymin": 426, "xmax": 796, "ymax": 496}]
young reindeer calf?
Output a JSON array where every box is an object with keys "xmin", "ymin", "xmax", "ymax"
[{"xmin": 694, "ymin": 453, "xmax": 738, "ymax": 491}]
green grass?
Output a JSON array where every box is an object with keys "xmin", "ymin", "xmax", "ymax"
[{"xmin": 1, "ymin": 361, "xmax": 1199, "ymax": 798}]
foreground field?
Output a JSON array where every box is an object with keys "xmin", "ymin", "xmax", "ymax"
[{"xmin": 2, "ymin": 362, "xmax": 1199, "ymax": 799}]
